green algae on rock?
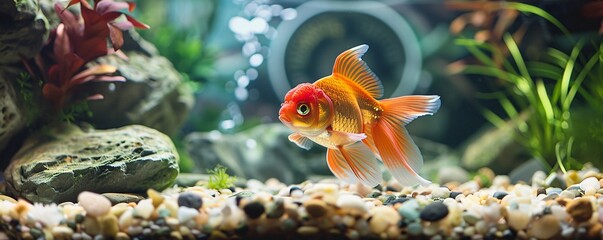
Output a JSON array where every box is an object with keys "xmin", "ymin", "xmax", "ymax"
[{"xmin": 3, "ymin": 124, "xmax": 179, "ymax": 203}]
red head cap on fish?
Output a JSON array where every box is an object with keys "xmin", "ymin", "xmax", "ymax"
[{"xmin": 279, "ymin": 83, "xmax": 334, "ymax": 136}]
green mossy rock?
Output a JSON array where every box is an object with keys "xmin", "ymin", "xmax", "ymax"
[{"xmin": 3, "ymin": 124, "xmax": 179, "ymax": 203}]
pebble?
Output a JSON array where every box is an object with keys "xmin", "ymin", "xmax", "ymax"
[
  {"xmin": 506, "ymin": 208, "xmax": 530, "ymax": 231},
  {"xmin": 52, "ymin": 226, "xmax": 74, "ymax": 238},
  {"xmin": 580, "ymin": 177, "xmax": 601, "ymax": 196},
  {"xmin": 431, "ymin": 187, "xmax": 451, "ymax": 199},
  {"xmin": 102, "ymin": 193, "xmax": 144, "ymax": 205},
  {"xmin": 4, "ymin": 166, "xmax": 603, "ymax": 240},
  {"xmin": 566, "ymin": 198, "xmax": 593, "ymax": 222},
  {"xmin": 297, "ymin": 226, "xmax": 319, "ymax": 235},
  {"xmin": 133, "ymin": 199, "xmax": 154, "ymax": 219},
  {"xmin": 493, "ymin": 191, "xmax": 508, "ymax": 200},
  {"xmin": 78, "ymin": 191, "xmax": 111, "ymax": 217},
  {"xmin": 336, "ymin": 195, "xmax": 367, "ymax": 215},
  {"xmin": 177, "ymin": 192, "xmax": 203, "ymax": 209},
  {"xmin": 420, "ymin": 202, "xmax": 449, "ymax": 222},
  {"xmin": 100, "ymin": 214, "xmax": 119, "ymax": 237},
  {"xmin": 304, "ymin": 199, "xmax": 329, "ymax": 218},
  {"xmin": 369, "ymin": 206, "xmax": 400, "ymax": 233},
  {"xmin": 177, "ymin": 207, "xmax": 199, "ymax": 223},
  {"xmin": 243, "ymin": 201, "xmax": 265, "ymax": 219},
  {"xmin": 398, "ymin": 199, "xmax": 420, "ymax": 221},
  {"xmin": 407, "ymin": 222, "xmax": 422, "ymax": 236},
  {"xmin": 530, "ymin": 214, "xmax": 560, "ymax": 239}
]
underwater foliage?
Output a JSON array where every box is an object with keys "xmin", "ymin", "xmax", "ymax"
[
  {"xmin": 207, "ymin": 165, "xmax": 237, "ymax": 190},
  {"xmin": 451, "ymin": 2, "xmax": 602, "ymax": 172},
  {"xmin": 24, "ymin": 0, "xmax": 149, "ymax": 109}
]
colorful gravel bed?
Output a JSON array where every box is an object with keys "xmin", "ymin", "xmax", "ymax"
[{"xmin": 2, "ymin": 168, "xmax": 603, "ymax": 240}]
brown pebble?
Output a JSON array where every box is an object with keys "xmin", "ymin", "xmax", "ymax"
[
  {"xmin": 100, "ymin": 214, "xmax": 119, "ymax": 237},
  {"xmin": 83, "ymin": 215, "xmax": 101, "ymax": 236},
  {"xmin": 102, "ymin": 193, "xmax": 144, "ymax": 205},
  {"xmin": 115, "ymin": 232, "xmax": 130, "ymax": 240},
  {"xmin": 147, "ymin": 189, "xmax": 165, "ymax": 207},
  {"xmin": 566, "ymin": 198, "xmax": 593, "ymax": 222},
  {"xmin": 588, "ymin": 223, "xmax": 603, "ymax": 239},
  {"xmin": 304, "ymin": 199, "xmax": 328, "ymax": 218}
]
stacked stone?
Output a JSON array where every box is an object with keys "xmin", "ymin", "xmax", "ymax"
[{"xmin": 1, "ymin": 169, "xmax": 603, "ymax": 239}]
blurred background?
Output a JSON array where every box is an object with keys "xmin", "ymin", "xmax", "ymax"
[{"xmin": 129, "ymin": 0, "xmax": 601, "ymax": 183}]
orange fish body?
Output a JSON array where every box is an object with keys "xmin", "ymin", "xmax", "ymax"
[{"xmin": 279, "ymin": 45, "xmax": 440, "ymax": 187}]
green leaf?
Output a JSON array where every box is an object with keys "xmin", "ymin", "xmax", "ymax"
[{"xmin": 504, "ymin": 2, "xmax": 571, "ymax": 36}]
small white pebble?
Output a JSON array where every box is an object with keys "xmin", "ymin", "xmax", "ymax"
[
  {"xmin": 78, "ymin": 191, "xmax": 111, "ymax": 217},
  {"xmin": 580, "ymin": 177, "xmax": 600, "ymax": 196},
  {"xmin": 431, "ymin": 187, "xmax": 451, "ymax": 198},
  {"xmin": 133, "ymin": 199, "xmax": 154, "ymax": 219},
  {"xmin": 178, "ymin": 206, "xmax": 199, "ymax": 224}
]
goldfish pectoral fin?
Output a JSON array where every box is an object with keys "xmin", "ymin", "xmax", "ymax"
[
  {"xmin": 332, "ymin": 44, "xmax": 383, "ymax": 99},
  {"xmin": 328, "ymin": 130, "xmax": 366, "ymax": 146},
  {"xmin": 326, "ymin": 143, "xmax": 382, "ymax": 187},
  {"xmin": 380, "ymin": 95, "xmax": 441, "ymax": 125},
  {"xmin": 372, "ymin": 120, "xmax": 431, "ymax": 186},
  {"xmin": 288, "ymin": 133, "xmax": 313, "ymax": 150}
]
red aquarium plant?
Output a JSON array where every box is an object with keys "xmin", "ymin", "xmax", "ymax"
[{"xmin": 26, "ymin": 0, "xmax": 149, "ymax": 109}]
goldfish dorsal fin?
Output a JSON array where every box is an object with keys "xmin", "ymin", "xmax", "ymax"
[
  {"xmin": 288, "ymin": 133, "xmax": 313, "ymax": 150},
  {"xmin": 333, "ymin": 44, "xmax": 383, "ymax": 99}
]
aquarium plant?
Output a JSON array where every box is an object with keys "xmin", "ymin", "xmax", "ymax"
[
  {"xmin": 207, "ymin": 165, "xmax": 237, "ymax": 190},
  {"xmin": 22, "ymin": 0, "xmax": 149, "ymax": 120},
  {"xmin": 451, "ymin": 2, "xmax": 602, "ymax": 172}
]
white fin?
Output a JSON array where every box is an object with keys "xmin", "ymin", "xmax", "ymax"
[{"xmin": 288, "ymin": 133, "xmax": 313, "ymax": 150}]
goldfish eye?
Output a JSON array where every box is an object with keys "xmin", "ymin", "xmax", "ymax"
[{"xmin": 297, "ymin": 103, "xmax": 310, "ymax": 116}]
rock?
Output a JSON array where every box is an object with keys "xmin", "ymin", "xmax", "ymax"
[
  {"xmin": 431, "ymin": 187, "xmax": 451, "ymax": 199},
  {"xmin": 178, "ymin": 192, "xmax": 203, "ymax": 210},
  {"xmin": 243, "ymin": 201, "xmax": 265, "ymax": 219},
  {"xmin": 461, "ymin": 122, "xmax": 528, "ymax": 172},
  {"xmin": 102, "ymin": 193, "xmax": 144, "ymax": 205},
  {"xmin": 133, "ymin": 199, "xmax": 154, "ymax": 220},
  {"xmin": 297, "ymin": 226, "xmax": 319, "ymax": 235},
  {"xmin": 369, "ymin": 206, "xmax": 400, "ymax": 233},
  {"xmin": 336, "ymin": 194, "xmax": 368, "ymax": 215},
  {"xmin": 420, "ymin": 201, "xmax": 449, "ymax": 221},
  {"xmin": 566, "ymin": 198, "xmax": 593, "ymax": 222},
  {"xmin": 579, "ymin": 177, "xmax": 600, "ymax": 196},
  {"xmin": 493, "ymin": 191, "xmax": 508, "ymax": 200},
  {"xmin": 78, "ymin": 191, "xmax": 111, "ymax": 217},
  {"xmin": 100, "ymin": 214, "xmax": 119, "ymax": 237},
  {"xmin": 86, "ymin": 30, "xmax": 194, "ymax": 136},
  {"xmin": 398, "ymin": 199, "xmax": 420, "ymax": 221},
  {"xmin": 4, "ymin": 124, "xmax": 179, "ymax": 203},
  {"xmin": 529, "ymin": 214, "xmax": 560, "ymax": 239},
  {"xmin": 438, "ymin": 166, "xmax": 469, "ymax": 184},
  {"xmin": 0, "ymin": 0, "xmax": 48, "ymax": 64},
  {"xmin": 0, "ymin": 67, "xmax": 35, "ymax": 159},
  {"xmin": 184, "ymin": 124, "xmax": 329, "ymax": 184},
  {"xmin": 304, "ymin": 199, "xmax": 328, "ymax": 218},
  {"xmin": 506, "ymin": 207, "xmax": 530, "ymax": 231},
  {"xmin": 177, "ymin": 207, "xmax": 199, "ymax": 223},
  {"xmin": 509, "ymin": 158, "xmax": 547, "ymax": 184}
]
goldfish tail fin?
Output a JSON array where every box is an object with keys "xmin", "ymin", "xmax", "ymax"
[
  {"xmin": 326, "ymin": 142, "xmax": 382, "ymax": 187},
  {"xmin": 372, "ymin": 95, "xmax": 440, "ymax": 186}
]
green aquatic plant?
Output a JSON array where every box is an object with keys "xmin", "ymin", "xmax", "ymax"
[
  {"xmin": 207, "ymin": 165, "xmax": 236, "ymax": 190},
  {"xmin": 456, "ymin": 34, "xmax": 601, "ymax": 172},
  {"xmin": 451, "ymin": 2, "xmax": 602, "ymax": 172}
]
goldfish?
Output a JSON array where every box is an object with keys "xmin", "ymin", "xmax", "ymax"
[{"xmin": 278, "ymin": 44, "xmax": 440, "ymax": 187}]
